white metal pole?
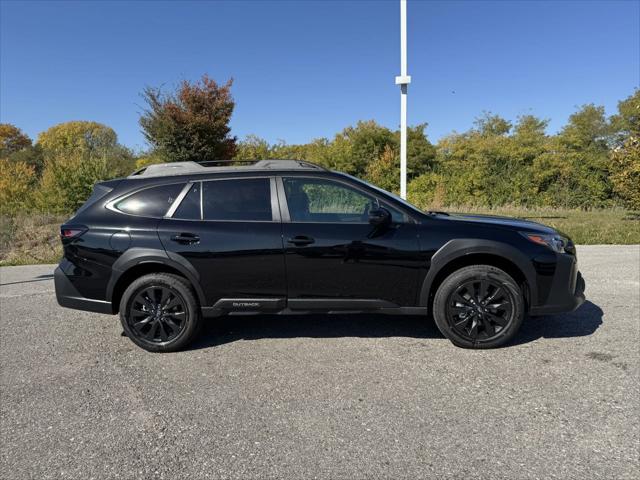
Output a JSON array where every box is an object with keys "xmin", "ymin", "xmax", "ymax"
[
  {"xmin": 400, "ymin": 85, "xmax": 407, "ymax": 199},
  {"xmin": 400, "ymin": 0, "xmax": 407, "ymax": 77},
  {"xmin": 395, "ymin": 0, "xmax": 411, "ymax": 199}
]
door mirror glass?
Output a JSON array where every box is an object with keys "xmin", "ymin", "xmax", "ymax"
[{"xmin": 368, "ymin": 207, "xmax": 391, "ymax": 226}]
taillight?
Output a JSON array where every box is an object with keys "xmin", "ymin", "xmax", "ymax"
[{"xmin": 60, "ymin": 225, "xmax": 87, "ymax": 239}]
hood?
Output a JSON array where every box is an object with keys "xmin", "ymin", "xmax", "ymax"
[{"xmin": 433, "ymin": 212, "xmax": 557, "ymax": 234}]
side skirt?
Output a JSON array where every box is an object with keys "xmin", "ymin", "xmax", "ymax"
[{"xmin": 201, "ymin": 298, "xmax": 428, "ymax": 318}]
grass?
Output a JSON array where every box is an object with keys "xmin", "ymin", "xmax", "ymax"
[
  {"xmin": 447, "ymin": 207, "xmax": 640, "ymax": 245},
  {"xmin": 0, "ymin": 208, "xmax": 638, "ymax": 266},
  {"xmin": 0, "ymin": 214, "xmax": 67, "ymax": 266}
]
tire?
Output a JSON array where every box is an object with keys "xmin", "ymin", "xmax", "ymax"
[
  {"xmin": 432, "ymin": 265, "xmax": 524, "ymax": 349},
  {"xmin": 119, "ymin": 273, "xmax": 201, "ymax": 352}
]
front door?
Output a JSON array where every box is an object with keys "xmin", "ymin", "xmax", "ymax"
[
  {"xmin": 158, "ymin": 176, "xmax": 286, "ymax": 308},
  {"xmin": 278, "ymin": 176, "xmax": 423, "ymax": 308}
]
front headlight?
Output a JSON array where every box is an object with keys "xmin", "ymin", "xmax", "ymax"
[{"xmin": 520, "ymin": 232, "xmax": 568, "ymax": 253}]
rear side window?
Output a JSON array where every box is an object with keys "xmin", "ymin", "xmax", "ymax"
[
  {"xmin": 173, "ymin": 183, "xmax": 201, "ymax": 220},
  {"xmin": 203, "ymin": 178, "xmax": 272, "ymax": 221},
  {"xmin": 115, "ymin": 183, "xmax": 185, "ymax": 217}
]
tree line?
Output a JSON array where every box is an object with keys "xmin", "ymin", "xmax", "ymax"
[{"xmin": 1, "ymin": 74, "xmax": 638, "ymax": 215}]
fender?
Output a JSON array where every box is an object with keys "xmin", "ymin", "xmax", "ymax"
[
  {"xmin": 418, "ymin": 238, "xmax": 539, "ymax": 308},
  {"xmin": 106, "ymin": 247, "xmax": 207, "ymax": 306}
]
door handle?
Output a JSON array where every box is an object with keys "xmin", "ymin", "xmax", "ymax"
[
  {"xmin": 287, "ymin": 235, "xmax": 315, "ymax": 246},
  {"xmin": 171, "ymin": 233, "xmax": 200, "ymax": 245}
]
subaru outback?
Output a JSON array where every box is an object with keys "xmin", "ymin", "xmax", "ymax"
[{"xmin": 55, "ymin": 160, "xmax": 585, "ymax": 352}]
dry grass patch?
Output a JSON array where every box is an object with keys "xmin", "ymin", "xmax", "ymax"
[{"xmin": 0, "ymin": 214, "xmax": 66, "ymax": 266}]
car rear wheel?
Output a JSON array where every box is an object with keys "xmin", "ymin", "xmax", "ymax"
[
  {"xmin": 433, "ymin": 265, "xmax": 524, "ymax": 349},
  {"xmin": 120, "ymin": 273, "xmax": 201, "ymax": 352}
]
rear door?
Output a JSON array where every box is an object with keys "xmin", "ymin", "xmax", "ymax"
[{"xmin": 158, "ymin": 176, "xmax": 286, "ymax": 309}]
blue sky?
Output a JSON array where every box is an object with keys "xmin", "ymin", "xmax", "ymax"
[{"xmin": 1, "ymin": 0, "xmax": 638, "ymax": 151}]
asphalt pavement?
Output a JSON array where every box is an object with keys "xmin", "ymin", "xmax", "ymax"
[{"xmin": 0, "ymin": 245, "xmax": 638, "ymax": 479}]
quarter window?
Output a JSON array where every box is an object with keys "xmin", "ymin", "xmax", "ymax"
[
  {"xmin": 115, "ymin": 183, "xmax": 185, "ymax": 217},
  {"xmin": 203, "ymin": 178, "xmax": 272, "ymax": 221}
]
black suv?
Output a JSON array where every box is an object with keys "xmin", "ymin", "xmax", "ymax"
[{"xmin": 55, "ymin": 160, "xmax": 585, "ymax": 352}]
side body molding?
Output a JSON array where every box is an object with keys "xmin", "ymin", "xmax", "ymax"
[
  {"xmin": 418, "ymin": 239, "xmax": 539, "ymax": 308},
  {"xmin": 106, "ymin": 248, "xmax": 207, "ymax": 306}
]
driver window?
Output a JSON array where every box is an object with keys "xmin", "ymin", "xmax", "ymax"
[{"xmin": 283, "ymin": 177, "xmax": 376, "ymax": 223}]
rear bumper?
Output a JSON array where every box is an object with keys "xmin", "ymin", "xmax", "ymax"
[{"xmin": 54, "ymin": 267, "xmax": 113, "ymax": 315}]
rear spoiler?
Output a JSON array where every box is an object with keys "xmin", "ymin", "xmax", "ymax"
[{"xmin": 72, "ymin": 179, "xmax": 123, "ymax": 217}]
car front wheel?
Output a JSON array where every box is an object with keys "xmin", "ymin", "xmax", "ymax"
[
  {"xmin": 433, "ymin": 265, "xmax": 524, "ymax": 349},
  {"xmin": 120, "ymin": 273, "xmax": 201, "ymax": 352}
]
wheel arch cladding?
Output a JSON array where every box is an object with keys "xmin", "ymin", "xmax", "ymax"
[
  {"xmin": 107, "ymin": 248, "xmax": 205, "ymax": 314},
  {"xmin": 419, "ymin": 239, "xmax": 537, "ymax": 312}
]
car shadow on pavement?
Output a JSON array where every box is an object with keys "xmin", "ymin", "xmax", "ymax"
[
  {"xmin": 0, "ymin": 273, "xmax": 54, "ymax": 286},
  {"xmin": 190, "ymin": 313, "xmax": 445, "ymax": 350},
  {"xmin": 510, "ymin": 300, "xmax": 603, "ymax": 346},
  {"xmin": 188, "ymin": 300, "xmax": 603, "ymax": 351}
]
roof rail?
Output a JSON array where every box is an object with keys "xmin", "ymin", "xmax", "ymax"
[
  {"xmin": 195, "ymin": 159, "xmax": 327, "ymax": 170},
  {"xmin": 128, "ymin": 159, "xmax": 328, "ymax": 178}
]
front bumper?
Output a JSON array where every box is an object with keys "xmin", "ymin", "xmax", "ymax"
[
  {"xmin": 529, "ymin": 259, "xmax": 586, "ymax": 316},
  {"xmin": 54, "ymin": 267, "xmax": 113, "ymax": 314}
]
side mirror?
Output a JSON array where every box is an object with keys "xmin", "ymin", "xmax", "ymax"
[{"xmin": 368, "ymin": 207, "xmax": 391, "ymax": 226}]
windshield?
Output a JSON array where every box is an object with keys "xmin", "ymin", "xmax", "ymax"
[{"xmin": 340, "ymin": 173, "xmax": 427, "ymax": 216}]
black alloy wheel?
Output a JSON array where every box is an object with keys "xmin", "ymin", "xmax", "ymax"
[
  {"xmin": 446, "ymin": 278, "xmax": 515, "ymax": 341},
  {"xmin": 129, "ymin": 285, "xmax": 187, "ymax": 343},
  {"xmin": 433, "ymin": 265, "xmax": 524, "ymax": 349},
  {"xmin": 120, "ymin": 273, "xmax": 201, "ymax": 352}
]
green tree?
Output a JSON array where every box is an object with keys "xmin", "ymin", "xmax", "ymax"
[
  {"xmin": 140, "ymin": 74, "xmax": 237, "ymax": 162},
  {"xmin": 365, "ymin": 144, "xmax": 400, "ymax": 193},
  {"xmin": 609, "ymin": 90, "xmax": 640, "ymax": 209},
  {"xmin": 405, "ymin": 124, "xmax": 437, "ymax": 178},
  {"xmin": 407, "ymin": 172, "xmax": 445, "ymax": 210},
  {"xmin": 234, "ymin": 135, "xmax": 271, "ymax": 161},
  {"xmin": 610, "ymin": 89, "xmax": 640, "ymax": 144},
  {"xmin": 6, "ymin": 145, "xmax": 45, "ymax": 176},
  {"xmin": 326, "ymin": 120, "xmax": 396, "ymax": 175},
  {"xmin": 531, "ymin": 105, "xmax": 613, "ymax": 208},
  {"xmin": 38, "ymin": 121, "xmax": 114, "ymax": 152},
  {"xmin": 36, "ymin": 121, "xmax": 133, "ymax": 212},
  {"xmin": 558, "ymin": 104, "xmax": 610, "ymax": 151},
  {"xmin": 0, "ymin": 158, "xmax": 37, "ymax": 214},
  {"xmin": 474, "ymin": 112, "xmax": 512, "ymax": 136},
  {"xmin": 433, "ymin": 131, "xmax": 491, "ymax": 206},
  {"xmin": 432, "ymin": 114, "xmax": 523, "ymax": 206},
  {"xmin": 271, "ymin": 141, "xmax": 314, "ymax": 161},
  {"xmin": 0, "ymin": 124, "xmax": 32, "ymax": 157},
  {"xmin": 610, "ymin": 137, "xmax": 640, "ymax": 209}
]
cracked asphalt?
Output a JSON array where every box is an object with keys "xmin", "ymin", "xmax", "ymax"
[{"xmin": 1, "ymin": 245, "xmax": 638, "ymax": 479}]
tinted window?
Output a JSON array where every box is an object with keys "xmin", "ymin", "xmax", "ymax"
[
  {"xmin": 173, "ymin": 183, "xmax": 201, "ymax": 220},
  {"xmin": 283, "ymin": 177, "xmax": 375, "ymax": 223},
  {"xmin": 203, "ymin": 178, "xmax": 272, "ymax": 221},
  {"xmin": 115, "ymin": 183, "xmax": 185, "ymax": 217}
]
